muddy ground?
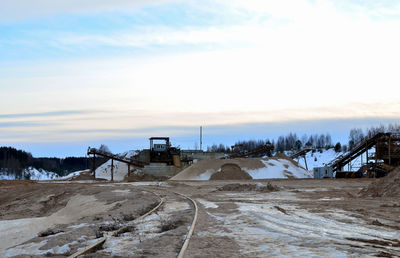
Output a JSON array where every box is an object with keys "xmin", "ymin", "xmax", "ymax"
[{"xmin": 0, "ymin": 179, "xmax": 399, "ymax": 257}]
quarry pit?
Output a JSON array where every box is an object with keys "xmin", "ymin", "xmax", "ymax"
[{"xmin": 0, "ymin": 177, "xmax": 399, "ymax": 257}]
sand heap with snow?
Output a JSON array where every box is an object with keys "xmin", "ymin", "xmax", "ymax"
[
  {"xmin": 95, "ymin": 150, "xmax": 138, "ymax": 181},
  {"xmin": 170, "ymin": 154, "xmax": 312, "ymax": 181}
]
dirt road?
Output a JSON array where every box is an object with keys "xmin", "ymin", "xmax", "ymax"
[{"xmin": 0, "ymin": 179, "xmax": 399, "ymax": 257}]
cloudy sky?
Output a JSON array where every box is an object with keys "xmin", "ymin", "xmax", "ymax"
[{"xmin": 1, "ymin": 0, "xmax": 400, "ymax": 157}]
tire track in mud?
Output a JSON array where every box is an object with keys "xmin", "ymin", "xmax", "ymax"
[
  {"xmin": 68, "ymin": 186, "xmax": 198, "ymax": 258},
  {"xmin": 68, "ymin": 188, "xmax": 164, "ymax": 258},
  {"xmin": 171, "ymin": 191, "xmax": 198, "ymax": 258},
  {"xmin": 138, "ymin": 187, "xmax": 199, "ymax": 258}
]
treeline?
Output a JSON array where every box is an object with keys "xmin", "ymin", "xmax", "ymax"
[
  {"xmin": 275, "ymin": 133, "xmax": 332, "ymax": 152},
  {"xmin": 207, "ymin": 123, "xmax": 400, "ymax": 154},
  {"xmin": 348, "ymin": 123, "xmax": 400, "ymax": 150},
  {"xmin": 207, "ymin": 144, "xmax": 232, "ymax": 153},
  {"xmin": 0, "ymin": 147, "xmax": 107, "ymax": 178},
  {"xmin": 207, "ymin": 133, "xmax": 334, "ymax": 153}
]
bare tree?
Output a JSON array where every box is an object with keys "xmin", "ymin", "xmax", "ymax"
[
  {"xmin": 99, "ymin": 144, "xmax": 111, "ymax": 154},
  {"xmin": 349, "ymin": 128, "xmax": 364, "ymax": 150}
]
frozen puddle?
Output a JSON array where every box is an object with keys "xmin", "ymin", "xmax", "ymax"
[
  {"xmin": 221, "ymin": 191, "xmax": 301, "ymax": 201},
  {"xmin": 68, "ymin": 223, "xmax": 90, "ymax": 229},
  {"xmin": 207, "ymin": 202, "xmax": 400, "ymax": 257},
  {"xmin": 197, "ymin": 199, "xmax": 218, "ymax": 209},
  {"xmin": 119, "ymin": 182, "xmax": 165, "ymax": 186},
  {"xmin": 318, "ymin": 197, "xmax": 343, "ymax": 201},
  {"xmin": 163, "ymin": 201, "xmax": 190, "ymax": 213},
  {"xmin": 112, "ymin": 189, "xmax": 131, "ymax": 194},
  {"xmin": 1, "ymin": 239, "xmax": 77, "ymax": 257}
]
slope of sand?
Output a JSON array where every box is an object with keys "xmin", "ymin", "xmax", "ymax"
[
  {"xmin": 95, "ymin": 150, "xmax": 137, "ymax": 181},
  {"xmin": 170, "ymin": 156, "xmax": 312, "ymax": 181},
  {"xmin": 360, "ymin": 166, "xmax": 400, "ymax": 197},
  {"xmin": 0, "ymin": 195, "xmax": 115, "ymax": 250}
]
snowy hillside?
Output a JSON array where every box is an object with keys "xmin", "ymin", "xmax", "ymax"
[
  {"xmin": 291, "ymin": 148, "xmax": 367, "ymax": 171},
  {"xmin": 292, "ymin": 149, "xmax": 342, "ymax": 170},
  {"xmin": 0, "ymin": 167, "xmax": 59, "ymax": 180}
]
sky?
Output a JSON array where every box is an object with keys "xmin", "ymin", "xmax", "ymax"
[{"xmin": 1, "ymin": 0, "xmax": 400, "ymax": 157}]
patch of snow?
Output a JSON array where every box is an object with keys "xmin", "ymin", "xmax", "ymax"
[
  {"xmin": 118, "ymin": 182, "xmax": 162, "ymax": 186},
  {"xmin": 25, "ymin": 167, "xmax": 59, "ymax": 180},
  {"xmin": 60, "ymin": 169, "xmax": 90, "ymax": 179},
  {"xmin": 197, "ymin": 199, "xmax": 218, "ymax": 209},
  {"xmin": 112, "ymin": 189, "xmax": 131, "ymax": 194},
  {"xmin": 318, "ymin": 197, "xmax": 343, "ymax": 201},
  {"xmin": 293, "ymin": 148, "xmax": 342, "ymax": 170},
  {"xmin": 68, "ymin": 223, "xmax": 89, "ymax": 229},
  {"xmin": 163, "ymin": 201, "xmax": 190, "ymax": 213},
  {"xmin": 245, "ymin": 159, "xmax": 312, "ymax": 179},
  {"xmin": 77, "ymin": 235, "xmax": 88, "ymax": 242},
  {"xmin": 95, "ymin": 150, "xmax": 139, "ymax": 181},
  {"xmin": 193, "ymin": 169, "xmax": 215, "ymax": 180},
  {"xmin": 0, "ymin": 173, "xmax": 16, "ymax": 180},
  {"xmin": 95, "ymin": 161, "xmax": 129, "ymax": 181},
  {"xmin": 1, "ymin": 239, "xmax": 76, "ymax": 257}
]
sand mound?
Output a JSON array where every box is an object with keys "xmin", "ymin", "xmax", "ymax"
[
  {"xmin": 209, "ymin": 163, "xmax": 252, "ymax": 180},
  {"xmin": 125, "ymin": 173, "xmax": 168, "ymax": 182},
  {"xmin": 360, "ymin": 166, "xmax": 400, "ymax": 197},
  {"xmin": 170, "ymin": 157, "xmax": 311, "ymax": 181},
  {"xmin": 71, "ymin": 171, "xmax": 95, "ymax": 181},
  {"xmin": 217, "ymin": 182, "xmax": 279, "ymax": 192},
  {"xmin": 274, "ymin": 153, "xmax": 290, "ymax": 159},
  {"xmin": 170, "ymin": 158, "xmax": 265, "ymax": 181},
  {"xmin": 271, "ymin": 153, "xmax": 302, "ymax": 167},
  {"xmin": 95, "ymin": 150, "xmax": 138, "ymax": 181},
  {"xmin": 0, "ymin": 180, "xmax": 36, "ymax": 186}
]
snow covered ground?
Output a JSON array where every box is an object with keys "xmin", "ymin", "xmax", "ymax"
[
  {"xmin": 0, "ymin": 167, "xmax": 59, "ymax": 180},
  {"xmin": 293, "ymin": 148, "xmax": 341, "ymax": 169},
  {"xmin": 209, "ymin": 199, "xmax": 400, "ymax": 256},
  {"xmin": 198, "ymin": 185, "xmax": 400, "ymax": 257}
]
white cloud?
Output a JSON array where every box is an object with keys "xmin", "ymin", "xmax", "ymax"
[
  {"xmin": 3, "ymin": 0, "xmax": 400, "ymax": 24},
  {"xmin": 2, "ymin": 0, "xmax": 400, "ymax": 143},
  {"xmin": 1, "ymin": 101, "xmax": 400, "ymax": 143},
  {"xmin": 56, "ymin": 26, "xmax": 253, "ymax": 48},
  {"xmin": 0, "ymin": 0, "xmax": 184, "ymax": 22}
]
